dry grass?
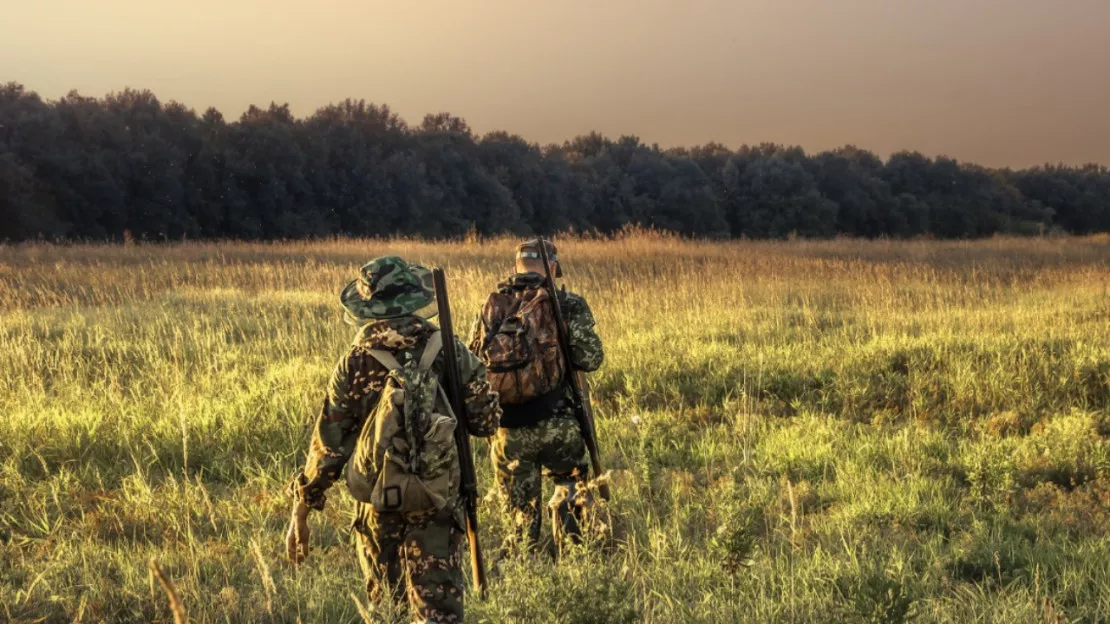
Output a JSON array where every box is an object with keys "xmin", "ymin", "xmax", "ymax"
[{"xmin": 2, "ymin": 233, "xmax": 1110, "ymax": 623}]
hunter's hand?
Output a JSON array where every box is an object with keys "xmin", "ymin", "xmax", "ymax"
[{"xmin": 285, "ymin": 501, "xmax": 310, "ymax": 565}]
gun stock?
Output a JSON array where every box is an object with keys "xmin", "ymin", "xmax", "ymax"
[
  {"xmin": 536, "ymin": 242, "xmax": 610, "ymax": 501},
  {"xmin": 432, "ymin": 268, "xmax": 488, "ymax": 596}
]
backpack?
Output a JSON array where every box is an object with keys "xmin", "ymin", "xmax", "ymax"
[
  {"xmin": 478, "ymin": 287, "xmax": 566, "ymax": 405},
  {"xmin": 346, "ymin": 331, "xmax": 459, "ymax": 514}
]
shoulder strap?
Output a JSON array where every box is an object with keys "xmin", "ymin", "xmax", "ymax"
[
  {"xmin": 368, "ymin": 331, "xmax": 443, "ymax": 373},
  {"xmin": 368, "ymin": 349, "xmax": 403, "ymax": 372},
  {"xmin": 418, "ymin": 331, "xmax": 443, "ymax": 373},
  {"xmin": 435, "ymin": 385, "xmax": 457, "ymax": 419}
]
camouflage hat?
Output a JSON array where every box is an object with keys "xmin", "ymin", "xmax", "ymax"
[
  {"xmin": 340, "ymin": 256, "xmax": 436, "ymax": 325},
  {"xmin": 516, "ymin": 238, "xmax": 558, "ymax": 261}
]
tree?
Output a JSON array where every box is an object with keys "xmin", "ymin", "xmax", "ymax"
[
  {"xmin": 728, "ymin": 153, "xmax": 838, "ymax": 238},
  {"xmin": 0, "ymin": 83, "xmax": 1105, "ymax": 242},
  {"xmin": 812, "ymin": 146, "xmax": 893, "ymax": 237}
]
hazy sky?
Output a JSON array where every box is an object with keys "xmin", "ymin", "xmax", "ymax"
[{"xmin": 3, "ymin": 0, "xmax": 1109, "ymax": 167}]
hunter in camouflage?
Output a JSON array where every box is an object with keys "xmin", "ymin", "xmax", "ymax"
[
  {"xmin": 468, "ymin": 239, "xmax": 605, "ymax": 552},
  {"xmin": 288, "ymin": 256, "xmax": 501, "ymax": 624}
]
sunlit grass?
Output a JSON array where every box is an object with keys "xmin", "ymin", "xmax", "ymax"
[{"xmin": 2, "ymin": 233, "xmax": 1110, "ymax": 622}]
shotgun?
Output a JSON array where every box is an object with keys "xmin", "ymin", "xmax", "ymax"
[
  {"xmin": 432, "ymin": 267, "xmax": 488, "ymax": 596},
  {"xmin": 536, "ymin": 241, "xmax": 610, "ymax": 501}
]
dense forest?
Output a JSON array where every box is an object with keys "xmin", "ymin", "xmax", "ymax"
[{"xmin": 2, "ymin": 82, "xmax": 1109, "ymax": 242}]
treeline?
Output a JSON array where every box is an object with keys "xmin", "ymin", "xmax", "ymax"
[{"xmin": 2, "ymin": 82, "xmax": 1109, "ymax": 242}]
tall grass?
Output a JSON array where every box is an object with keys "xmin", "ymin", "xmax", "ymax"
[{"xmin": 2, "ymin": 233, "xmax": 1109, "ymax": 622}]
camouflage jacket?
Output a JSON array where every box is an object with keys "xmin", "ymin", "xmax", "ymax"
[
  {"xmin": 467, "ymin": 272, "xmax": 604, "ymax": 375},
  {"xmin": 293, "ymin": 316, "xmax": 501, "ymax": 511}
]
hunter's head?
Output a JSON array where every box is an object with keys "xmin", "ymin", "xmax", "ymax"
[
  {"xmin": 339, "ymin": 255, "xmax": 437, "ymax": 326},
  {"xmin": 515, "ymin": 238, "xmax": 561, "ymax": 278}
]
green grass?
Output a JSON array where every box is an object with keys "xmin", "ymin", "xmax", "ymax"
[{"xmin": 2, "ymin": 233, "xmax": 1110, "ymax": 622}]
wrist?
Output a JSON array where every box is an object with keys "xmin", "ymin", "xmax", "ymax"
[{"xmin": 287, "ymin": 471, "xmax": 326, "ymax": 511}]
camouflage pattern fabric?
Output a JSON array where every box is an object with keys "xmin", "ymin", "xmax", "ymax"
[
  {"xmin": 354, "ymin": 506, "xmax": 464, "ymax": 623},
  {"xmin": 341, "ymin": 255, "xmax": 437, "ymax": 325},
  {"xmin": 559, "ymin": 285, "xmax": 605, "ymax": 373},
  {"xmin": 293, "ymin": 315, "xmax": 500, "ymax": 513},
  {"xmin": 475, "ymin": 286, "xmax": 566, "ymax": 405},
  {"xmin": 467, "ymin": 271, "xmax": 603, "ymax": 549},
  {"xmin": 289, "ymin": 312, "xmax": 499, "ymax": 621},
  {"xmin": 467, "ymin": 272, "xmax": 604, "ymax": 375},
  {"xmin": 490, "ymin": 406, "xmax": 590, "ymax": 548}
]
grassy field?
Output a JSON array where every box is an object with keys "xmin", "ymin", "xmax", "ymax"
[{"xmin": 3, "ymin": 233, "xmax": 1110, "ymax": 623}]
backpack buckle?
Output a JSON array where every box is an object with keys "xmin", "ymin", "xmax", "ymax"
[{"xmin": 383, "ymin": 485, "xmax": 402, "ymax": 510}]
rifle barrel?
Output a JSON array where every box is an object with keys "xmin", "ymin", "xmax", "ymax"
[
  {"xmin": 432, "ymin": 268, "xmax": 488, "ymax": 596},
  {"xmin": 536, "ymin": 242, "xmax": 610, "ymax": 501}
]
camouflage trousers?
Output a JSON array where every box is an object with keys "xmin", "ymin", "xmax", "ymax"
[
  {"xmin": 490, "ymin": 408, "xmax": 590, "ymax": 549},
  {"xmin": 353, "ymin": 505, "xmax": 465, "ymax": 624}
]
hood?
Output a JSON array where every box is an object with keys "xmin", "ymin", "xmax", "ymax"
[{"xmin": 353, "ymin": 316, "xmax": 437, "ymax": 351}]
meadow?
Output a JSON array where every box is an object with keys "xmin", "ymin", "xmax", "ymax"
[{"xmin": 2, "ymin": 232, "xmax": 1110, "ymax": 623}]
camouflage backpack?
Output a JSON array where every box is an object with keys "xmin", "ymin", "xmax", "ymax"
[
  {"xmin": 346, "ymin": 331, "xmax": 459, "ymax": 513},
  {"xmin": 477, "ymin": 287, "xmax": 566, "ymax": 405}
]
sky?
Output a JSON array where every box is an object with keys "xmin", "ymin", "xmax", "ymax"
[{"xmin": 2, "ymin": 0, "xmax": 1109, "ymax": 168}]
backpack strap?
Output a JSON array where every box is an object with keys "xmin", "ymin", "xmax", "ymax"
[
  {"xmin": 436, "ymin": 385, "xmax": 457, "ymax": 419},
  {"xmin": 419, "ymin": 333, "xmax": 458, "ymax": 419},
  {"xmin": 419, "ymin": 331, "xmax": 443, "ymax": 373},
  {"xmin": 367, "ymin": 349, "xmax": 403, "ymax": 371},
  {"xmin": 368, "ymin": 331, "xmax": 442, "ymax": 373}
]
